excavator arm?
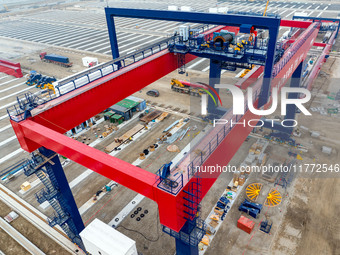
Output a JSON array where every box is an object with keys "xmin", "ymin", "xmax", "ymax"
[{"xmin": 263, "ymin": 0, "xmax": 270, "ymax": 16}]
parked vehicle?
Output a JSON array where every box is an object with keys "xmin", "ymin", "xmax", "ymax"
[
  {"xmin": 146, "ymin": 89, "xmax": 160, "ymax": 97},
  {"xmin": 40, "ymin": 52, "xmax": 72, "ymax": 67}
]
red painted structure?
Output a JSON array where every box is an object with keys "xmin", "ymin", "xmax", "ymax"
[
  {"xmin": 0, "ymin": 59, "xmax": 23, "ymax": 78},
  {"xmin": 237, "ymin": 216, "xmax": 255, "ymax": 234},
  {"xmin": 10, "ymin": 20, "xmax": 324, "ymax": 232}
]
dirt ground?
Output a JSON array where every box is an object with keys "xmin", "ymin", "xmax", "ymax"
[
  {"xmin": 0, "ymin": 37, "xmax": 111, "ymax": 79},
  {"xmin": 272, "ymin": 177, "xmax": 340, "ymax": 255},
  {"xmin": 0, "ymin": 200, "xmax": 68, "ymax": 254},
  {"xmin": 268, "ymin": 56, "xmax": 340, "ymax": 255}
]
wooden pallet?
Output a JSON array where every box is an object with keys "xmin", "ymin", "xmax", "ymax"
[
  {"xmin": 105, "ymin": 124, "xmax": 144, "ymax": 153},
  {"xmin": 140, "ymin": 110, "xmax": 162, "ymax": 122},
  {"xmin": 156, "ymin": 112, "xmax": 169, "ymax": 121}
]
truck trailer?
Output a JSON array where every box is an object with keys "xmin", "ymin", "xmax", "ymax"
[{"xmin": 40, "ymin": 52, "xmax": 72, "ymax": 67}]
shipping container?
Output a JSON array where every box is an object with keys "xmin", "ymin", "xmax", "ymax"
[
  {"xmin": 110, "ymin": 114, "xmax": 124, "ymax": 124},
  {"xmin": 44, "ymin": 54, "xmax": 69, "ymax": 63},
  {"xmin": 104, "ymin": 111, "xmax": 115, "ymax": 121},
  {"xmin": 237, "ymin": 216, "xmax": 255, "ymax": 234}
]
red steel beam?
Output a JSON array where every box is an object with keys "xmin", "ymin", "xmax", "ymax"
[
  {"xmin": 280, "ymin": 19, "xmax": 312, "ymax": 28},
  {"xmin": 13, "ymin": 119, "xmax": 158, "ymax": 199},
  {"xmin": 0, "ymin": 59, "xmax": 23, "ymax": 78},
  {"xmin": 288, "ymin": 39, "xmax": 327, "ymax": 48},
  {"xmin": 271, "ymin": 22, "xmax": 319, "ymax": 90},
  {"xmin": 18, "ymin": 51, "xmax": 193, "ymax": 152},
  {"xmin": 157, "ymin": 108, "xmax": 260, "ymax": 230}
]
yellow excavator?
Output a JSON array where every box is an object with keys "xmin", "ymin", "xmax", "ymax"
[
  {"xmin": 263, "ymin": 0, "xmax": 270, "ymax": 16},
  {"xmin": 42, "ymin": 83, "xmax": 56, "ymax": 94},
  {"xmin": 170, "ymin": 79, "xmax": 206, "ymax": 97}
]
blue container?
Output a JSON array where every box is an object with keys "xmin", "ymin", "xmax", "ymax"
[
  {"xmin": 238, "ymin": 205, "xmax": 249, "ymax": 214},
  {"xmin": 248, "ymin": 208, "xmax": 259, "ymax": 219},
  {"xmin": 242, "ymin": 200, "xmax": 263, "ymax": 213},
  {"xmin": 45, "ymin": 54, "xmax": 69, "ymax": 64}
]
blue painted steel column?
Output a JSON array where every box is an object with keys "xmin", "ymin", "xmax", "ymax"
[
  {"xmin": 175, "ymin": 221, "xmax": 199, "ymax": 255},
  {"xmin": 175, "ymin": 240, "xmax": 198, "ymax": 255},
  {"xmin": 258, "ymin": 26, "xmax": 280, "ymax": 108},
  {"xmin": 105, "ymin": 8, "xmax": 120, "ymax": 60},
  {"xmin": 208, "ymin": 59, "xmax": 222, "ymax": 114},
  {"xmin": 38, "ymin": 147, "xmax": 85, "ymax": 235},
  {"xmin": 261, "ymin": 61, "xmax": 303, "ymax": 134},
  {"xmin": 284, "ymin": 61, "xmax": 303, "ymax": 127}
]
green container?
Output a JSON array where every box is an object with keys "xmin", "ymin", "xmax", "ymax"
[
  {"xmin": 104, "ymin": 111, "xmax": 115, "ymax": 121},
  {"xmin": 110, "ymin": 114, "xmax": 123, "ymax": 124}
]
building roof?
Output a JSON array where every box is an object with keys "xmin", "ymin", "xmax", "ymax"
[
  {"xmin": 116, "ymin": 98, "xmax": 139, "ymax": 110},
  {"xmin": 109, "ymin": 104, "xmax": 129, "ymax": 113},
  {"xmin": 126, "ymin": 95, "xmax": 145, "ymax": 103}
]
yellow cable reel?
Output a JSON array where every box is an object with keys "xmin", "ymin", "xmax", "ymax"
[
  {"xmin": 245, "ymin": 183, "xmax": 263, "ymax": 202},
  {"xmin": 265, "ymin": 189, "xmax": 282, "ymax": 207}
]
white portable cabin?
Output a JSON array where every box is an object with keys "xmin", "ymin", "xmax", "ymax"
[
  {"xmin": 179, "ymin": 25, "xmax": 189, "ymax": 41},
  {"xmin": 294, "ymin": 12, "xmax": 308, "ymax": 19},
  {"xmin": 180, "ymin": 6, "xmax": 192, "ymax": 12},
  {"xmin": 80, "ymin": 218, "xmax": 138, "ymax": 255},
  {"xmin": 82, "ymin": 57, "xmax": 98, "ymax": 67},
  {"xmin": 209, "ymin": 8, "xmax": 218, "ymax": 13},
  {"xmin": 218, "ymin": 7, "xmax": 228, "ymax": 14},
  {"xmin": 168, "ymin": 5, "xmax": 178, "ymax": 11}
]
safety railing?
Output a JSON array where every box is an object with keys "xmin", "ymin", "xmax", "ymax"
[
  {"xmin": 169, "ymin": 33, "xmax": 271, "ymax": 66},
  {"xmin": 47, "ymin": 212, "xmax": 69, "ymax": 228},
  {"xmin": 55, "ymin": 36, "xmax": 174, "ymax": 96},
  {"xmin": 55, "ymin": 24, "xmax": 213, "ymax": 96},
  {"xmin": 162, "ymin": 218, "xmax": 206, "ymax": 246},
  {"xmin": 156, "ymin": 168, "xmax": 184, "ymax": 195},
  {"xmin": 7, "ymin": 91, "xmax": 55, "ymax": 122},
  {"xmin": 186, "ymin": 87, "xmax": 261, "ymax": 180},
  {"xmin": 227, "ymin": 10, "xmax": 280, "ymax": 18},
  {"xmin": 272, "ymin": 22, "xmax": 319, "ymax": 77}
]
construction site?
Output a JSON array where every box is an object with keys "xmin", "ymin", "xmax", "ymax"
[{"xmin": 0, "ymin": 0, "xmax": 339, "ymax": 255}]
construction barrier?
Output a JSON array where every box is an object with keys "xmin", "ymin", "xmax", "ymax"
[{"xmin": 0, "ymin": 59, "xmax": 23, "ymax": 78}]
